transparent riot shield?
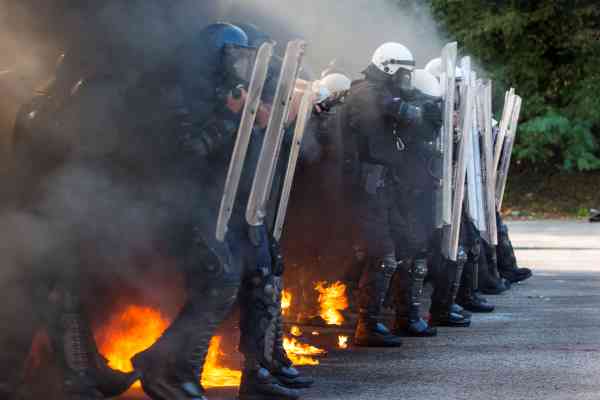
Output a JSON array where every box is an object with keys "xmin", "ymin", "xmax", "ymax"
[
  {"xmin": 465, "ymin": 72, "xmax": 488, "ymax": 238},
  {"xmin": 496, "ymin": 95, "xmax": 522, "ymax": 211},
  {"xmin": 437, "ymin": 41, "xmax": 458, "ymax": 229},
  {"xmin": 272, "ymin": 83, "xmax": 315, "ymax": 241},
  {"xmin": 442, "ymin": 68, "xmax": 474, "ymax": 261},
  {"xmin": 477, "ymin": 80, "xmax": 498, "ymax": 245},
  {"xmin": 246, "ymin": 40, "xmax": 307, "ymax": 228},
  {"xmin": 493, "ymin": 88, "xmax": 516, "ymax": 176},
  {"xmin": 216, "ymin": 42, "xmax": 274, "ymax": 241}
]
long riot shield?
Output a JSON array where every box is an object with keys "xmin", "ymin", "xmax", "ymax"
[
  {"xmin": 493, "ymin": 88, "xmax": 516, "ymax": 175},
  {"xmin": 216, "ymin": 42, "xmax": 274, "ymax": 242},
  {"xmin": 442, "ymin": 62, "xmax": 474, "ymax": 261},
  {"xmin": 436, "ymin": 41, "xmax": 458, "ymax": 230},
  {"xmin": 246, "ymin": 40, "xmax": 307, "ymax": 228},
  {"xmin": 272, "ymin": 84, "xmax": 314, "ymax": 241},
  {"xmin": 496, "ymin": 94, "xmax": 522, "ymax": 211},
  {"xmin": 476, "ymin": 80, "xmax": 498, "ymax": 245},
  {"xmin": 465, "ymin": 72, "xmax": 488, "ymax": 237}
]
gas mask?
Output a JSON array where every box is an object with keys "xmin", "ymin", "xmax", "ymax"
[
  {"xmin": 393, "ymin": 67, "xmax": 414, "ymax": 92},
  {"xmin": 223, "ymin": 44, "xmax": 257, "ymax": 84}
]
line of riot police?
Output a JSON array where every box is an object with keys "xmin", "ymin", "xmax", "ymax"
[{"xmin": 1, "ymin": 21, "xmax": 532, "ymax": 400}]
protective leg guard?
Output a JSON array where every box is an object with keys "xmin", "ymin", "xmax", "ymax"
[
  {"xmin": 353, "ymin": 257, "xmax": 401, "ymax": 346},
  {"xmin": 270, "ymin": 284, "xmax": 314, "ymax": 388},
  {"xmin": 392, "ymin": 258, "xmax": 437, "ymax": 337},
  {"xmin": 430, "ymin": 248, "xmax": 471, "ymax": 327},
  {"xmin": 49, "ymin": 290, "xmax": 103, "ymax": 400}
]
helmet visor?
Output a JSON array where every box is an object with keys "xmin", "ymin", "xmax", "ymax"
[{"xmin": 223, "ymin": 44, "xmax": 257, "ymax": 83}]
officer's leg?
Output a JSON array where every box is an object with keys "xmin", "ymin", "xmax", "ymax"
[
  {"xmin": 429, "ymin": 230, "xmax": 471, "ymax": 327},
  {"xmin": 238, "ymin": 226, "xmax": 300, "ymax": 400},
  {"xmin": 496, "ymin": 212, "xmax": 532, "ymax": 283},
  {"xmin": 389, "ymin": 206, "xmax": 436, "ymax": 337},
  {"xmin": 132, "ymin": 234, "xmax": 241, "ymax": 400},
  {"xmin": 457, "ymin": 229, "xmax": 495, "ymax": 313},
  {"xmin": 268, "ymin": 240, "xmax": 314, "ymax": 390},
  {"xmin": 353, "ymin": 188, "xmax": 402, "ymax": 347}
]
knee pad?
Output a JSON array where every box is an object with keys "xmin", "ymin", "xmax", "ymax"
[{"xmin": 457, "ymin": 247, "xmax": 468, "ymax": 266}]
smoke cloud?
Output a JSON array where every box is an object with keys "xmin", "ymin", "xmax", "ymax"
[
  {"xmin": 0, "ymin": 1, "xmax": 451, "ymax": 391},
  {"xmin": 227, "ymin": 0, "xmax": 447, "ymax": 78}
]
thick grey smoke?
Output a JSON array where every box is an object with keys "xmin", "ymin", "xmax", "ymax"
[
  {"xmin": 228, "ymin": 0, "xmax": 447, "ymax": 78},
  {"xmin": 0, "ymin": 1, "xmax": 451, "ymax": 387}
]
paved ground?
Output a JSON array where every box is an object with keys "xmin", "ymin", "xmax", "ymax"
[{"xmin": 124, "ymin": 220, "xmax": 600, "ymax": 400}]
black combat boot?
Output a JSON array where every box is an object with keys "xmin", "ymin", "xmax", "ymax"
[
  {"xmin": 239, "ymin": 358, "xmax": 300, "ymax": 400},
  {"xmin": 430, "ymin": 248, "xmax": 471, "ymax": 328},
  {"xmin": 478, "ymin": 242, "xmax": 511, "ymax": 294},
  {"xmin": 497, "ymin": 222, "xmax": 533, "ymax": 283},
  {"xmin": 354, "ymin": 317, "xmax": 403, "ymax": 347},
  {"xmin": 270, "ymin": 301, "xmax": 315, "ymax": 388},
  {"xmin": 457, "ymin": 255, "xmax": 495, "ymax": 313},
  {"xmin": 353, "ymin": 259, "xmax": 402, "ymax": 347},
  {"xmin": 392, "ymin": 258, "xmax": 437, "ymax": 337}
]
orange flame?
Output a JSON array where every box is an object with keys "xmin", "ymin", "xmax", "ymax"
[
  {"xmin": 200, "ymin": 336, "xmax": 242, "ymax": 388},
  {"xmin": 283, "ymin": 337, "xmax": 326, "ymax": 366},
  {"xmin": 281, "ymin": 290, "xmax": 292, "ymax": 316},
  {"xmin": 338, "ymin": 335, "xmax": 349, "ymax": 349},
  {"xmin": 97, "ymin": 305, "xmax": 170, "ymax": 389},
  {"xmin": 290, "ymin": 325, "xmax": 303, "ymax": 337},
  {"xmin": 314, "ymin": 281, "xmax": 349, "ymax": 326},
  {"xmin": 98, "ymin": 306, "xmax": 241, "ymax": 389},
  {"xmin": 98, "ymin": 305, "xmax": 169, "ymax": 374}
]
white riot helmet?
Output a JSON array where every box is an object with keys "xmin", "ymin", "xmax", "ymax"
[
  {"xmin": 413, "ymin": 69, "xmax": 442, "ymax": 98},
  {"xmin": 371, "ymin": 42, "xmax": 415, "ymax": 74},
  {"xmin": 425, "ymin": 57, "xmax": 464, "ymax": 81},
  {"xmin": 315, "ymin": 73, "xmax": 352, "ymax": 103},
  {"xmin": 424, "ymin": 57, "xmax": 442, "ymax": 78}
]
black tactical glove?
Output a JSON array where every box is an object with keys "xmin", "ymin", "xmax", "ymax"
[
  {"xmin": 384, "ymin": 97, "xmax": 422, "ymax": 125},
  {"xmin": 179, "ymin": 119, "xmax": 237, "ymax": 158}
]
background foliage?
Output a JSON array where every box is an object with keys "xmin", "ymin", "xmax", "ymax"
[{"xmin": 403, "ymin": 0, "xmax": 600, "ymax": 171}]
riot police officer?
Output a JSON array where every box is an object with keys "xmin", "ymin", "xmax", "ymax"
[
  {"xmin": 132, "ymin": 23, "xmax": 298, "ymax": 399},
  {"xmin": 345, "ymin": 42, "xmax": 440, "ymax": 345},
  {"xmin": 2, "ymin": 48, "xmax": 140, "ymax": 400}
]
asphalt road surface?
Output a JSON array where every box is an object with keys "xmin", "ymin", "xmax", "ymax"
[{"xmin": 122, "ymin": 220, "xmax": 600, "ymax": 400}]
